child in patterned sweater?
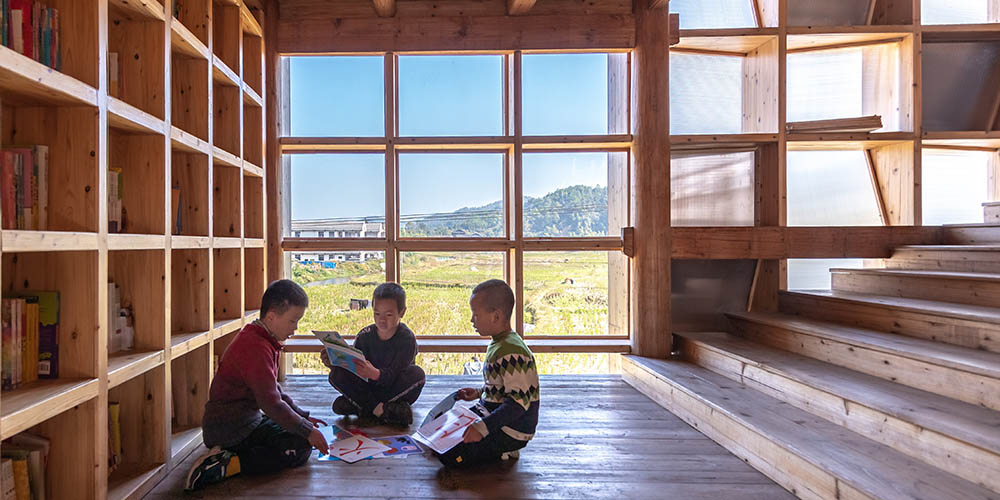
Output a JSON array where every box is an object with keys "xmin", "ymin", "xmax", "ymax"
[{"xmin": 439, "ymin": 279, "xmax": 540, "ymax": 468}]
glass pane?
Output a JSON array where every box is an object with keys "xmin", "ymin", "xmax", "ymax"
[
  {"xmin": 289, "ymin": 154, "xmax": 386, "ymax": 237},
  {"xmin": 788, "ymin": 0, "xmax": 870, "ymax": 26},
  {"xmin": 398, "ymin": 55, "xmax": 504, "ymax": 136},
  {"xmin": 787, "ymin": 49, "xmax": 863, "ymax": 123},
  {"xmin": 671, "ymin": 53, "xmax": 743, "ymax": 134},
  {"xmin": 923, "ymin": 0, "xmax": 988, "ymax": 25},
  {"xmin": 787, "ymin": 258, "xmax": 866, "ymax": 289},
  {"xmin": 522, "ymin": 53, "xmax": 622, "ymax": 135},
  {"xmin": 671, "ymin": 151, "xmax": 754, "ymax": 226},
  {"xmin": 522, "ymin": 152, "xmax": 625, "ymax": 237},
  {"xmin": 787, "ymin": 151, "xmax": 882, "ymax": 226},
  {"xmin": 399, "ymin": 153, "xmax": 505, "ymax": 237},
  {"xmin": 669, "ymin": 0, "xmax": 756, "ymax": 29},
  {"xmin": 287, "ymin": 251, "xmax": 387, "ymax": 342},
  {"xmin": 399, "ymin": 252, "xmax": 505, "ymax": 336},
  {"xmin": 523, "ymin": 252, "xmax": 609, "ymax": 336},
  {"xmin": 288, "ymin": 56, "xmax": 385, "ymax": 137},
  {"xmin": 922, "ymin": 150, "xmax": 989, "ymax": 225}
]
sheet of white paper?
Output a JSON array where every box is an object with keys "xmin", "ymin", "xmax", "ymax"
[
  {"xmin": 325, "ymin": 434, "xmax": 391, "ymax": 464},
  {"xmin": 412, "ymin": 406, "xmax": 479, "ymax": 454}
]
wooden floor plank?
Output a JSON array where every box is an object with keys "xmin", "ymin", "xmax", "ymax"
[{"xmin": 145, "ymin": 375, "xmax": 794, "ymax": 499}]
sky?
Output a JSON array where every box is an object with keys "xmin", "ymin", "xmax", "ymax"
[{"xmin": 289, "ymin": 53, "xmax": 614, "ymax": 221}]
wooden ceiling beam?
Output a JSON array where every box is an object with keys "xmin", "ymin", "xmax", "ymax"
[
  {"xmin": 372, "ymin": 0, "xmax": 396, "ymax": 17},
  {"xmin": 507, "ymin": 0, "xmax": 536, "ymax": 15},
  {"xmin": 278, "ymin": 14, "xmax": 635, "ymax": 53}
]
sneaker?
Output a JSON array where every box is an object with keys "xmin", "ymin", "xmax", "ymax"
[
  {"xmin": 380, "ymin": 401, "xmax": 413, "ymax": 427},
  {"xmin": 332, "ymin": 396, "xmax": 361, "ymax": 416},
  {"xmin": 500, "ymin": 449, "xmax": 520, "ymax": 461},
  {"xmin": 184, "ymin": 446, "xmax": 234, "ymax": 491}
]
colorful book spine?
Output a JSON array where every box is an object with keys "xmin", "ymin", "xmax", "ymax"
[
  {"xmin": 2, "ymin": 300, "xmax": 11, "ymax": 390},
  {"xmin": 32, "ymin": 291, "xmax": 57, "ymax": 379}
]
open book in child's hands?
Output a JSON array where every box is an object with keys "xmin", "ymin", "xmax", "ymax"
[{"xmin": 312, "ymin": 330, "xmax": 369, "ymax": 381}]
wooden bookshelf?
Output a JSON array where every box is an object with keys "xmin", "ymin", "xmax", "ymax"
[{"xmin": 0, "ymin": 1, "xmax": 267, "ymax": 497}]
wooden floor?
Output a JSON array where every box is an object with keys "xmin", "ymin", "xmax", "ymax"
[{"xmin": 145, "ymin": 375, "xmax": 793, "ymax": 499}]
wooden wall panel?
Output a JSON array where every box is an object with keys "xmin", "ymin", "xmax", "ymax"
[
  {"xmin": 742, "ymin": 38, "xmax": 779, "ymax": 134},
  {"xmin": 871, "ymin": 142, "xmax": 916, "ymax": 225}
]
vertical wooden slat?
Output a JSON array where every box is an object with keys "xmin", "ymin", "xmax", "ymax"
[
  {"xmin": 871, "ymin": 142, "xmax": 916, "ymax": 226},
  {"xmin": 512, "ymin": 51, "xmax": 525, "ymax": 334},
  {"xmin": 608, "ymin": 53, "xmax": 629, "ymax": 337},
  {"xmin": 990, "ymin": 152, "xmax": 1000, "ymax": 202},
  {"xmin": 630, "ymin": 3, "xmax": 672, "ymax": 358},
  {"xmin": 265, "ymin": 0, "xmax": 283, "ymax": 283},
  {"xmin": 865, "ymin": 149, "xmax": 891, "ymax": 226},
  {"xmin": 385, "ymin": 53, "xmax": 399, "ymax": 282}
]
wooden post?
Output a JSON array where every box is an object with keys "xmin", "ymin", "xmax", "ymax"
[
  {"xmin": 265, "ymin": 0, "xmax": 282, "ymax": 284},
  {"xmin": 630, "ymin": 3, "xmax": 672, "ymax": 358}
]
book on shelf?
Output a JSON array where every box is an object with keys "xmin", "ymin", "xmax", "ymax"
[
  {"xmin": 108, "ymin": 51, "xmax": 119, "ymax": 98},
  {"xmin": 1, "ymin": 458, "xmax": 15, "ymax": 500},
  {"xmin": 107, "ymin": 282, "xmax": 134, "ymax": 355},
  {"xmin": 108, "ymin": 167, "xmax": 126, "ymax": 233},
  {"xmin": 171, "ymin": 185, "xmax": 182, "ymax": 235},
  {"xmin": 1, "ymin": 293, "xmax": 57, "ymax": 389},
  {"xmin": 108, "ymin": 401, "xmax": 122, "ymax": 474},
  {"xmin": 1, "ymin": 145, "xmax": 48, "ymax": 231},
  {"xmin": 4, "ymin": 432, "xmax": 49, "ymax": 500},
  {"xmin": 3, "ymin": 1, "xmax": 60, "ymax": 70}
]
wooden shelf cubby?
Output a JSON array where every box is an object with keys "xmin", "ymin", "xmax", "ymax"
[
  {"xmin": 172, "ymin": 151, "xmax": 210, "ymax": 237},
  {"xmin": 170, "ymin": 249, "xmax": 210, "ymax": 348},
  {"xmin": 173, "ymin": 0, "xmax": 211, "ymax": 49},
  {"xmin": 1, "ymin": 105, "xmax": 100, "ymax": 233},
  {"xmin": 243, "ymin": 103, "xmax": 263, "ymax": 168},
  {"xmin": 243, "ymin": 173, "xmax": 264, "ymax": 239},
  {"xmin": 109, "ymin": 130, "xmax": 167, "ymax": 235},
  {"xmin": 671, "ymin": 34, "xmax": 779, "ymax": 136},
  {"xmin": 213, "ymin": 163, "xmax": 241, "ymax": 237},
  {"xmin": 242, "ymin": 33, "xmax": 263, "ymax": 96},
  {"xmin": 108, "ymin": 249, "xmax": 167, "ymax": 387},
  {"xmin": 213, "ymin": 248, "xmax": 242, "ymax": 333},
  {"xmin": 0, "ymin": 1, "xmax": 266, "ymax": 497},
  {"xmin": 213, "ymin": 82, "xmax": 242, "ymax": 158},
  {"xmin": 169, "ymin": 344, "xmax": 210, "ymax": 463},
  {"xmin": 107, "ymin": 364, "xmax": 167, "ymax": 500},
  {"xmin": 244, "ymin": 247, "xmax": 264, "ymax": 312},
  {"xmin": 108, "ymin": 2, "xmax": 167, "ymax": 119},
  {"xmin": 170, "ymin": 56, "xmax": 209, "ymax": 142},
  {"xmin": 212, "ymin": 2, "xmax": 242, "ymax": 77}
]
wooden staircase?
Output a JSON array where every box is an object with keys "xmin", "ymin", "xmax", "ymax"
[{"xmin": 623, "ymin": 211, "xmax": 1000, "ymax": 499}]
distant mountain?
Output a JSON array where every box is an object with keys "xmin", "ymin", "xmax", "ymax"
[{"xmin": 402, "ymin": 184, "xmax": 608, "ymax": 237}]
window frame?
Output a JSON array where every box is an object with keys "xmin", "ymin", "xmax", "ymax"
[{"xmin": 279, "ymin": 51, "xmax": 632, "ymax": 340}]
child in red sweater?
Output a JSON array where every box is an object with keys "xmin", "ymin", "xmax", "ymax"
[{"xmin": 184, "ymin": 279, "xmax": 329, "ymax": 491}]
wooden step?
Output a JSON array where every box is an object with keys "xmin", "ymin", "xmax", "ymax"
[
  {"xmin": 621, "ymin": 355, "xmax": 997, "ymax": 500},
  {"xmin": 887, "ymin": 245, "xmax": 1000, "ymax": 273},
  {"xmin": 944, "ymin": 223, "xmax": 1000, "ymax": 245},
  {"xmin": 779, "ymin": 290, "xmax": 1000, "ymax": 353},
  {"xmin": 726, "ymin": 311, "xmax": 1000, "ymax": 411},
  {"xmin": 985, "ymin": 202, "xmax": 1000, "ymax": 224},
  {"xmin": 831, "ymin": 268, "xmax": 1000, "ymax": 308},
  {"xmin": 676, "ymin": 331, "xmax": 1000, "ymax": 492}
]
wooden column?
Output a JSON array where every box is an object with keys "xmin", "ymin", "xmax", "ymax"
[
  {"xmin": 265, "ymin": 0, "xmax": 282, "ymax": 283},
  {"xmin": 630, "ymin": 2, "xmax": 672, "ymax": 358}
]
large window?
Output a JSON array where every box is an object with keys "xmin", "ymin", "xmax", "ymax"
[{"xmin": 283, "ymin": 52, "xmax": 630, "ymax": 376}]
